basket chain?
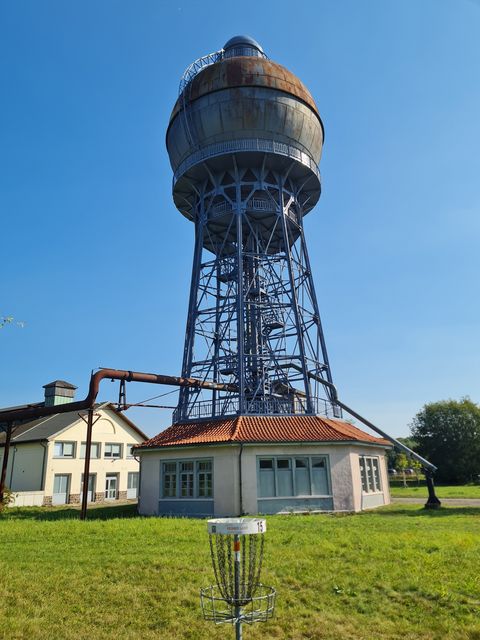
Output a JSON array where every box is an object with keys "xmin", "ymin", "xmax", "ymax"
[{"xmin": 208, "ymin": 532, "xmax": 265, "ymax": 605}]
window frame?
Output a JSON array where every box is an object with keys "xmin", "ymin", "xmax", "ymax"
[
  {"xmin": 80, "ymin": 442, "xmax": 101, "ymax": 459},
  {"xmin": 104, "ymin": 443, "xmax": 122, "ymax": 459},
  {"xmin": 160, "ymin": 458, "xmax": 213, "ymax": 500},
  {"xmin": 257, "ymin": 455, "xmax": 331, "ymax": 498},
  {"xmin": 359, "ymin": 455, "xmax": 382, "ymax": 494},
  {"xmin": 127, "ymin": 471, "xmax": 139, "ymax": 490},
  {"xmin": 53, "ymin": 441, "xmax": 76, "ymax": 459},
  {"xmin": 125, "ymin": 444, "xmax": 135, "ymax": 459}
]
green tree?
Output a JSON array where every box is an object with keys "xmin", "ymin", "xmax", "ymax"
[
  {"xmin": 396, "ymin": 453, "xmax": 409, "ymax": 487},
  {"xmin": 410, "ymin": 398, "xmax": 480, "ymax": 484}
]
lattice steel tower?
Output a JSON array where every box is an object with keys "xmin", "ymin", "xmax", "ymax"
[{"xmin": 167, "ymin": 36, "xmax": 338, "ymax": 423}]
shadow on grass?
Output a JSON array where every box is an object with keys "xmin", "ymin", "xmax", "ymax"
[
  {"xmin": 0, "ymin": 503, "xmax": 138, "ymax": 521},
  {"xmin": 373, "ymin": 506, "xmax": 480, "ymax": 518}
]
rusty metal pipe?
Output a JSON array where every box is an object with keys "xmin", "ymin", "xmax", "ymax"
[
  {"xmin": 0, "ymin": 368, "xmax": 238, "ymax": 518},
  {"xmin": 0, "ymin": 368, "xmax": 238, "ymax": 424}
]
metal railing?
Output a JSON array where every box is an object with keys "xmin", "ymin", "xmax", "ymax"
[
  {"xmin": 179, "ymin": 50, "xmax": 223, "ymax": 94},
  {"xmin": 179, "ymin": 47, "xmax": 268, "ymax": 95},
  {"xmin": 173, "ymin": 138, "xmax": 321, "ymax": 185},
  {"xmin": 172, "ymin": 395, "xmax": 338, "ymax": 423},
  {"xmin": 208, "ymin": 198, "xmax": 298, "ymax": 223}
]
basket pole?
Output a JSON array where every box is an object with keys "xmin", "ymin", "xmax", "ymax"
[{"xmin": 234, "ymin": 534, "xmax": 242, "ymax": 640}]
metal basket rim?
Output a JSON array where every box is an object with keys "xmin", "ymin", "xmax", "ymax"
[{"xmin": 200, "ymin": 582, "xmax": 276, "ymax": 602}]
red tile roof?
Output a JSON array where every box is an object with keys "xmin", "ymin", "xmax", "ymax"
[{"xmin": 139, "ymin": 415, "xmax": 390, "ymax": 448}]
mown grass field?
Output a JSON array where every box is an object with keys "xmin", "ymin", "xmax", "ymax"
[
  {"xmin": 389, "ymin": 483, "xmax": 480, "ymax": 499},
  {"xmin": 0, "ymin": 504, "xmax": 479, "ymax": 640}
]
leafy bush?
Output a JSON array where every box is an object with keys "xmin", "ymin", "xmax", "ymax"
[{"xmin": 0, "ymin": 487, "xmax": 15, "ymax": 512}]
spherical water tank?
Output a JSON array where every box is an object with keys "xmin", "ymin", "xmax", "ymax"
[{"xmin": 166, "ymin": 37, "xmax": 324, "ymax": 220}]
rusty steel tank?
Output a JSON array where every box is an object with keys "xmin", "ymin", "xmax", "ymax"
[{"xmin": 166, "ymin": 35, "xmax": 324, "ymax": 233}]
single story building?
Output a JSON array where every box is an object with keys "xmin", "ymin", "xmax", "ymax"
[{"xmin": 136, "ymin": 415, "xmax": 391, "ymax": 517}]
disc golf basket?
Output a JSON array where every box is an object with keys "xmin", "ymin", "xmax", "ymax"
[{"xmin": 200, "ymin": 518, "xmax": 276, "ymax": 639}]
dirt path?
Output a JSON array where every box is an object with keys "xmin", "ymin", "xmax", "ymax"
[{"xmin": 392, "ymin": 497, "xmax": 480, "ymax": 506}]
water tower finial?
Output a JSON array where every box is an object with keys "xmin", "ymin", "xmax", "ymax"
[{"xmin": 222, "ymin": 35, "xmax": 265, "ymax": 57}]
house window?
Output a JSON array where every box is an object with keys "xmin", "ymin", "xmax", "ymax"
[
  {"xmin": 127, "ymin": 472, "xmax": 139, "ymax": 499},
  {"xmin": 180, "ymin": 461, "xmax": 194, "ymax": 497},
  {"xmin": 359, "ymin": 456, "xmax": 382, "ymax": 493},
  {"xmin": 161, "ymin": 459, "xmax": 213, "ymax": 499},
  {"xmin": 80, "ymin": 442, "xmax": 100, "ymax": 459},
  {"xmin": 163, "ymin": 462, "xmax": 177, "ymax": 497},
  {"xmin": 197, "ymin": 460, "xmax": 213, "ymax": 498},
  {"xmin": 295, "ymin": 458, "xmax": 310, "ymax": 495},
  {"xmin": 104, "ymin": 443, "xmax": 122, "ymax": 459},
  {"xmin": 125, "ymin": 444, "xmax": 135, "ymax": 459},
  {"xmin": 258, "ymin": 456, "xmax": 330, "ymax": 498},
  {"xmin": 276, "ymin": 458, "xmax": 293, "ymax": 496},
  {"xmin": 52, "ymin": 474, "xmax": 70, "ymax": 504},
  {"xmin": 53, "ymin": 441, "xmax": 75, "ymax": 458}
]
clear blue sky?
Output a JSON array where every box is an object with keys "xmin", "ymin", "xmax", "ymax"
[{"xmin": 1, "ymin": 0, "xmax": 479, "ymax": 438}]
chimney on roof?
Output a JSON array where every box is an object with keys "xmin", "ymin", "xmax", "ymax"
[{"xmin": 43, "ymin": 380, "xmax": 77, "ymax": 407}]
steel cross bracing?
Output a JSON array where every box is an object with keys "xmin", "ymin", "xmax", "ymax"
[{"xmin": 174, "ymin": 162, "xmax": 339, "ymax": 423}]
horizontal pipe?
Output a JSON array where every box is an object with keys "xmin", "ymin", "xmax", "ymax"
[{"xmin": 0, "ymin": 368, "xmax": 238, "ymax": 424}]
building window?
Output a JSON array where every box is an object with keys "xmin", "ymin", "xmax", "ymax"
[
  {"xmin": 197, "ymin": 460, "xmax": 213, "ymax": 497},
  {"xmin": 163, "ymin": 462, "xmax": 177, "ymax": 497},
  {"xmin": 105, "ymin": 473, "xmax": 118, "ymax": 500},
  {"xmin": 125, "ymin": 444, "xmax": 135, "ymax": 459},
  {"xmin": 161, "ymin": 458, "xmax": 213, "ymax": 499},
  {"xmin": 52, "ymin": 474, "xmax": 70, "ymax": 504},
  {"xmin": 127, "ymin": 472, "xmax": 139, "ymax": 499},
  {"xmin": 258, "ymin": 456, "xmax": 330, "ymax": 498},
  {"xmin": 53, "ymin": 441, "xmax": 75, "ymax": 458},
  {"xmin": 80, "ymin": 442, "xmax": 100, "ymax": 459},
  {"xmin": 104, "ymin": 443, "xmax": 122, "ymax": 459},
  {"xmin": 180, "ymin": 461, "xmax": 194, "ymax": 497},
  {"xmin": 359, "ymin": 456, "xmax": 382, "ymax": 493}
]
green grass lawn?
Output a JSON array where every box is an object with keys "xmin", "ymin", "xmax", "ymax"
[
  {"xmin": 1, "ymin": 504, "xmax": 479, "ymax": 640},
  {"xmin": 390, "ymin": 483, "xmax": 480, "ymax": 499}
]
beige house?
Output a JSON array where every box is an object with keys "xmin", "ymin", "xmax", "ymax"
[
  {"xmin": 136, "ymin": 415, "xmax": 391, "ymax": 517},
  {"xmin": 0, "ymin": 380, "xmax": 147, "ymax": 507}
]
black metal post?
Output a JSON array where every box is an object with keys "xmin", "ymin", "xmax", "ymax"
[
  {"xmin": 424, "ymin": 468, "xmax": 441, "ymax": 509},
  {"xmin": 0, "ymin": 422, "xmax": 13, "ymax": 504},
  {"xmin": 80, "ymin": 407, "xmax": 94, "ymax": 520}
]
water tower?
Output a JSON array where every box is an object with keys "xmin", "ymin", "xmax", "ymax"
[{"xmin": 167, "ymin": 35, "xmax": 338, "ymax": 423}]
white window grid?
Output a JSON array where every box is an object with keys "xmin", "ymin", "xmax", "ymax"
[
  {"xmin": 161, "ymin": 458, "xmax": 213, "ymax": 500},
  {"xmin": 53, "ymin": 441, "xmax": 76, "ymax": 458},
  {"xmin": 104, "ymin": 443, "xmax": 122, "ymax": 459},
  {"xmin": 80, "ymin": 442, "xmax": 101, "ymax": 459},
  {"xmin": 257, "ymin": 455, "xmax": 331, "ymax": 498},
  {"xmin": 359, "ymin": 456, "xmax": 382, "ymax": 493}
]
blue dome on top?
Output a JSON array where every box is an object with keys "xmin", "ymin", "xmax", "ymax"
[{"xmin": 223, "ymin": 35, "xmax": 264, "ymax": 55}]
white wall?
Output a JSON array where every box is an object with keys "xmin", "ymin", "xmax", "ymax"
[
  {"xmin": 138, "ymin": 451, "xmax": 160, "ymax": 515},
  {"xmin": 3, "ymin": 443, "xmax": 45, "ymax": 492},
  {"xmin": 43, "ymin": 407, "xmax": 144, "ymax": 500},
  {"xmin": 241, "ymin": 443, "xmax": 358, "ymax": 513},
  {"xmin": 350, "ymin": 446, "xmax": 391, "ymax": 511},
  {"xmin": 138, "ymin": 442, "xmax": 390, "ymax": 516},
  {"xmin": 138, "ymin": 445, "xmax": 239, "ymax": 517},
  {"xmin": 9, "ymin": 491, "xmax": 44, "ymax": 507}
]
